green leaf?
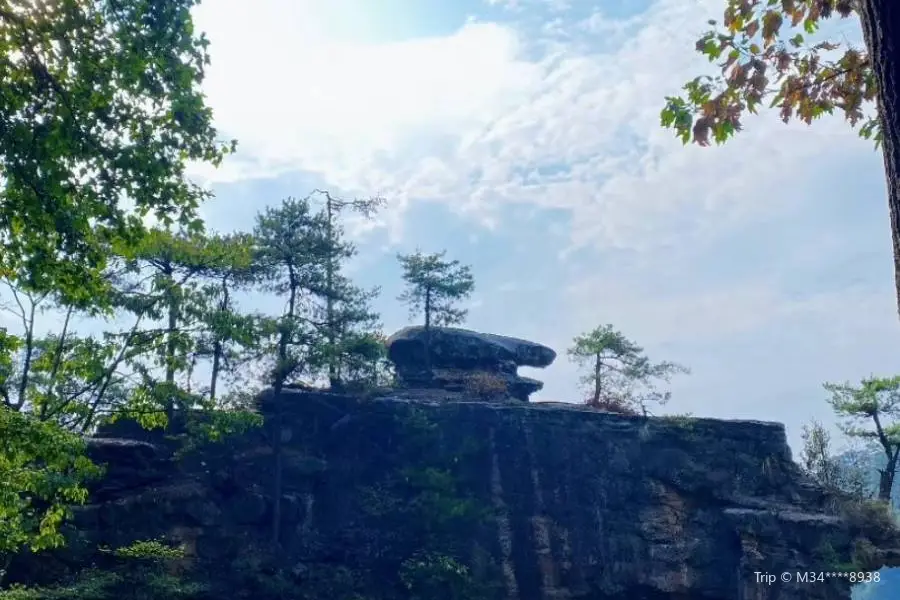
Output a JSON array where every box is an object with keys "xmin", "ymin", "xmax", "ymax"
[
  {"xmin": 0, "ymin": 0, "xmax": 235, "ymax": 304},
  {"xmin": 703, "ymin": 39, "xmax": 722, "ymax": 60}
]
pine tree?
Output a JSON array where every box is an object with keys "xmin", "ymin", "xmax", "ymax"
[
  {"xmin": 825, "ymin": 376, "xmax": 900, "ymax": 502},
  {"xmin": 397, "ymin": 251, "xmax": 475, "ymax": 330},
  {"xmin": 567, "ymin": 325, "xmax": 688, "ymax": 415},
  {"xmin": 310, "ymin": 189, "xmax": 384, "ymax": 388}
]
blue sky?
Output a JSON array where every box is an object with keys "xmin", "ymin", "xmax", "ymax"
[
  {"xmin": 182, "ymin": 0, "xmax": 900, "ymax": 452},
  {"xmin": 1, "ymin": 0, "xmax": 887, "ymax": 454}
]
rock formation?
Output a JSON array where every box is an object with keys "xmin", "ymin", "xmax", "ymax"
[
  {"xmin": 12, "ymin": 390, "xmax": 900, "ymax": 600},
  {"xmin": 387, "ymin": 326, "xmax": 556, "ymax": 401}
]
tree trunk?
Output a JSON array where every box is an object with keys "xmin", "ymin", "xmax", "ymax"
[
  {"xmin": 209, "ymin": 340, "xmax": 222, "ymax": 402},
  {"xmin": 424, "ymin": 287, "xmax": 432, "ymax": 330},
  {"xmin": 591, "ymin": 354, "xmax": 602, "ymax": 406},
  {"xmin": 14, "ymin": 302, "xmax": 36, "ymax": 410},
  {"xmin": 165, "ymin": 297, "xmax": 178, "ymax": 386},
  {"xmin": 164, "ymin": 289, "xmax": 178, "ymax": 422},
  {"xmin": 422, "ymin": 286, "xmax": 434, "ymax": 376},
  {"xmin": 208, "ymin": 277, "xmax": 230, "ymax": 403},
  {"xmin": 270, "ymin": 281, "xmax": 298, "ymax": 547},
  {"xmin": 858, "ymin": 0, "xmax": 900, "ymax": 320},
  {"xmin": 879, "ymin": 447, "xmax": 900, "ymax": 503},
  {"xmin": 41, "ymin": 305, "xmax": 73, "ymax": 420},
  {"xmin": 270, "ymin": 378, "xmax": 285, "ymax": 547},
  {"xmin": 324, "ymin": 198, "xmax": 338, "ymax": 389},
  {"xmin": 878, "ymin": 466, "xmax": 895, "ymax": 502}
]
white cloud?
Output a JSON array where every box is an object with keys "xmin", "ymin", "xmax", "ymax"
[
  {"xmin": 193, "ymin": 2, "xmax": 540, "ymax": 186},
  {"xmin": 564, "ymin": 275, "xmax": 894, "ymax": 348},
  {"xmin": 194, "ymin": 0, "xmax": 875, "ymax": 257}
]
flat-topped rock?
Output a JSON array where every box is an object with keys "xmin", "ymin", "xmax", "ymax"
[
  {"xmin": 387, "ymin": 326, "xmax": 557, "ymax": 370},
  {"xmin": 32, "ymin": 391, "xmax": 899, "ymax": 600},
  {"xmin": 386, "ymin": 326, "xmax": 557, "ymax": 401}
]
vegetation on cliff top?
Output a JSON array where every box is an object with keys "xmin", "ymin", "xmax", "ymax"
[{"xmin": 3, "ymin": 0, "xmax": 900, "ymax": 596}]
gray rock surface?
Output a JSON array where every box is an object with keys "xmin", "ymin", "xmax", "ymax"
[
  {"xmin": 387, "ymin": 326, "xmax": 556, "ymax": 401},
  {"xmin": 19, "ymin": 392, "xmax": 899, "ymax": 600}
]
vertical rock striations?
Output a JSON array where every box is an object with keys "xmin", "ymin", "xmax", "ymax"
[{"xmin": 20, "ymin": 391, "xmax": 900, "ymax": 600}]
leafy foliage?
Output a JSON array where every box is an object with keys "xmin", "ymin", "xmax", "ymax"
[
  {"xmin": 567, "ymin": 324, "xmax": 689, "ymax": 415},
  {"xmin": 309, "ymin": 189, "xmax": 385, "ymax": 387},
  {"xmin": 336, "ymin": 330, "xmax": 394, "ymax": 391},
  {"xmin": 252, "ymin": 194, "xmax": 387, "ymax": 391},
  {"xmin": 351, "ymin": 407, "xmax": 499, "ymax": 599},
  {"xmin": 660, "ymin": 0, "xmax": 878, "ymax": 147},
  {"xmin": 0, "ymin": 0, "xmax": 235, "ymax": 304},
  {"xmin": 0, "ymin": 539, "xmax": 205, "ymax": 600},
  {"xmin": 397, "ymin": 251, "xmax": 475, "ymax": 330},
  {"xmin": 0, "ymin": 407, "xmax": 101, "ymax": 558},
  {"xmin": 252, "ymin": 196, "xmax": 333, "ymax": 388},
  {"xmin": 400, "ymin": 553, "xmax": 481, "ymax": 600},
  {"xmin": 799, "ymin": 418, "xmax": 871, "ymax": 498}
]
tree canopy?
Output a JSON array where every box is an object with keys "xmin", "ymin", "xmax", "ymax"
[
  {"xmin": 0, "ymin": 0, "xmax": 234, "ymax": 305},
  {"xmin": 397, "ymin": 251, "xmax": 475, "ymax": 330},
  {"xmin": 567, "ymin": 324, "xmax": 689, "ymax": 415}
]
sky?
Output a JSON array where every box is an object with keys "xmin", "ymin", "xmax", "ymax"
[
  {"xmin": 179, "ymin": 0, "xmax": 900, "ymax": 454},
  {"xmin": 0, "ymin": 0, "xmax": 892, "ymax": 456}
]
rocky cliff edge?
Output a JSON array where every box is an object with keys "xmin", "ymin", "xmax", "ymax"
[{"xmin": 16, "ymin": 390, "xmax": 900, "ymax": 600}]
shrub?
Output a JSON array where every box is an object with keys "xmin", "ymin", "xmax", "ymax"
[
  {"xmin": 841, "ymin": 498, "xmax": 899, "ymax": 544},
  {"xmin": 584, "ymin": 395, "xmax": 639, "ymax": 415},
  {"xmin": 464, "ymin": 373, "xmax": 507, "ymax": 401}
]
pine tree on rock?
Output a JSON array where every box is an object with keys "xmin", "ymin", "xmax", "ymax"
[
  {"xmin": 309, "ymin": 189, "xmax": 385, "ymax": 389},
  {"xmin": 397, "ymin": 250, "xmax": 475, "ymax": 330},
  {"xmin": 251, "ymin": 196, "xmax": 333, "ymax": 546},
  {"xmin": 567, "ymin": 324, "xmax": 688, "ymax": 415}
]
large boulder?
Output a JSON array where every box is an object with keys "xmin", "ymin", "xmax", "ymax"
[
  {"xmin": 387, "ymin": 326, "xmax": 556, "ymax": 370},
  {"xmin": 386, "ymin": 326, "xmax": 556, "ymax": 401}
]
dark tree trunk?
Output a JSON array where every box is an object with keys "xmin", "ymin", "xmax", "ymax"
[
  {"xmin": 14, "ymin": 303, "xmax": 35, "ymax": 410},
  {"xmin": 858, "ymin": 0, "xmax": 900, "ymax": 320},
  {"xmin": 423, "ymin": 286, "xmax": 433, "ymax": 375},
  {"xmin": 208, "ymin": 277, "xmax": 230, "ymax": 402},
  {"xmin": 879, "ymin": 447, "xmax": 900, "ymax": 503},
  {"xmin": 270, "ymin": 280, "xmax": 298, "ymax": 547},
  {"xmin": 163, "ymin": 264, "xmax": 178, "ymax": 422},
  {"xmin": 166, "ymin": 297, "xmax": 178, "ymax": 385},
  {"xmin": 324, "ymin": 198, "xmax": 339, "ymax": 389},
  {"xmin": 209, "ymin": 340, "xmax": 222, "ymax": 402},
  {"xmin": 878, "ymin": 468, "xmax": 893, "ymax": 502},
  {"xmin": 591, "ymin": 354, "xmax": 602, "ymax": 406}
]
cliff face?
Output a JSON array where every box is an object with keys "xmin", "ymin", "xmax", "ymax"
[{"xmin": 27, "ymin": 391, "xmax": 899, "ymax": 600}]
